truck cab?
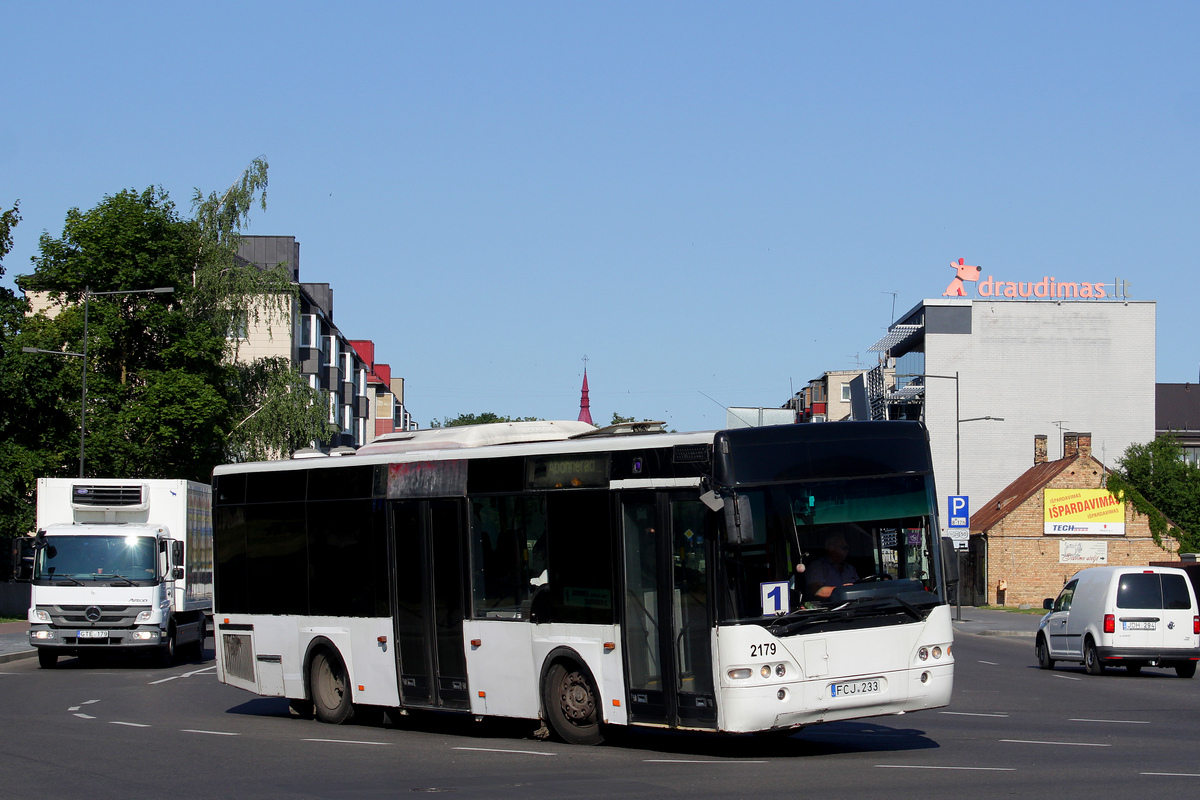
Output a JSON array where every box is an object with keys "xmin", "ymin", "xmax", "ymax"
[{"xmin": 16, "ymin": 479, "xmax": 212, "ymax": 668}]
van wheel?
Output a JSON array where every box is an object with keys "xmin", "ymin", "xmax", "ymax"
[
  {"xmin": 1036, "ymin": 636, "xmax": 1055, "ymax": 670},
  {"xmin": 1084, "ymin": 639, "xmax": 1104, "ymax": 675},
  {"xmin": 542, "ymin": 661, "xmax": 603, "ymax": 745},
  {"xmin": 1175, "ymin": 661, "xmax": 1197, "ymax": 679},
  {"xmin": 1125, "ymin": 663, "xmax": 1142, "ymax": 675},
  {"xmin": 310, "ymin": 648, "xmax": 355, "ymax": 725}
]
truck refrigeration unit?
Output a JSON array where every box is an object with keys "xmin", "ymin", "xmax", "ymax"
[{"xmin": 14, "ymin": 478, "xmax": 213, "ymax": 668}]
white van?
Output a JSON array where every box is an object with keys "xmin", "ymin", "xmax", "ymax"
[{"xmin": 1037, "ymin": 565, "xmax": 1200, "ymax": 677}]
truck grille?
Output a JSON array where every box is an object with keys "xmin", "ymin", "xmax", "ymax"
[
  {"xmin": 71, "ymin": 484, "xmax": 145, "ymax": 507},
  {"xmin": 48, "ymin": 605, "xmax": 148, "ymax": 627}
]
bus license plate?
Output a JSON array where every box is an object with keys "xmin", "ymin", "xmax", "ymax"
[
  {"xmin": 831, "ymin": 678, "xmax": 882, "ymax": 698},
  {"xmin": 1123, "ymin": 621, "xmax": 1155, "ymax": 630},
  {"xmin": 77, "ymin": 630, "xmax": 108, "ymax": 639}
]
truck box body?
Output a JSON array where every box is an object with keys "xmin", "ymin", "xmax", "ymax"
[{"xmin": 25, "ymin": 478, "xmax": 213, "ymax": 667}]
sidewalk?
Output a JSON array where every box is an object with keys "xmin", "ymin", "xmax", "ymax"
[
  {"xmin": 951, "ymin": 606, "xmax": 1044, "ymax": 638},
  {"xmin": 0, "ymin": 620, "xmax": 33, "ymax": 664}
]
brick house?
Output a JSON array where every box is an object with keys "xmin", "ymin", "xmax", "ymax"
[{"xmin": 968, "ymin": 432, "xmax": 1180, "ymax": 607}]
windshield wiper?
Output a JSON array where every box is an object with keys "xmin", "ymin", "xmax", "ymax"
[
  {"xmin": 104, "ymin": 574, "xmax": 136, "ymax": 586},
  {"xmin": 47, "ymin": 574, "xmax": 84, "ymax": 585}
]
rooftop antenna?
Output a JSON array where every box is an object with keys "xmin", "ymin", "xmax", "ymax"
[
  {"xmin": 1050, "ymin": 420, "xmax": 1069, "ymax": 459},
  {"xmin": 882, "ymin": 291, "xmax": 898, "ymax": 325}
]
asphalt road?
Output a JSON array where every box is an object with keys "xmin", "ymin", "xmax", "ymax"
[{"xmin": 2, "ymin": 628, "xmax": 1198, "ymax": 800}]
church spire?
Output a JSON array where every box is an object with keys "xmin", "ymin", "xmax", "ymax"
[{"xmin": 577, "ymin": 356, "xmax": 593, "ymax": 425}]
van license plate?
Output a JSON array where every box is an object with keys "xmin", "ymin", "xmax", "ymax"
[
  {"xmin": 1123, "ymin": 621, "xmax": 1155, "ymax": 630},
  {"xmin": 831, "ymin": 679, "xmax": 882, "ymax": 698},
  {"xmin": 77, "ymin": 630, "xmax": 108, "ymax": 638}
]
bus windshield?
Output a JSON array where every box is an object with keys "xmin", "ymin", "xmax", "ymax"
[
  {"xmin": 718, "ymin": 474, "xmax": 941, "ymax": 625},
  {"xmin": 34, "ymin": 535, "xmax": 159, "ymax": 585}
]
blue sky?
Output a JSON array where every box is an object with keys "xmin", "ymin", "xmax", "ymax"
[{"xmin": 3, "ymin": 2, "xmax": 1197, "ymax": 431}]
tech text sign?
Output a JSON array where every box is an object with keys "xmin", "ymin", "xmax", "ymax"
[{"xmin": 1044, "ymin": 488, "xmax": 1125, "ymax": 536}]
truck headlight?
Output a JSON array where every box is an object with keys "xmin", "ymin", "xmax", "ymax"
[
  {"xmin": 135, "ymin": 610, "xmax": 153, "ymax": 623},
  {"xmin": 34, "ymin": 609, "xmax": 51, "ymax": 623}
]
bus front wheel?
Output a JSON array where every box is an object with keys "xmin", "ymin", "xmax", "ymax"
[
  {"xmin": 310, "ymin": 648, "xmax": 355, "ymax": 725},
  {"xmin": 542, "ymin": 661, "xmax": 603, "ymax": 745}
]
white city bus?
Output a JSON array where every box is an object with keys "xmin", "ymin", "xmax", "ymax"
[{"xmin": 212, "ymin": 420, "xmax": 955, "ymax": 744}]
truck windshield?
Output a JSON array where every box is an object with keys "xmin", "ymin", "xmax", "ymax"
[
  {"xmin": 35, "ymin": 535, "xmax": 158, "ymax": 584},
  {"xmin": 718, "ymin": 474, "xmax": 943, "ymax": 626}
]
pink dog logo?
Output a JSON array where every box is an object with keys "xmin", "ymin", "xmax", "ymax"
[{"xmin": 943, "ymin": 258, "xmax": 981, "ymax": 297}]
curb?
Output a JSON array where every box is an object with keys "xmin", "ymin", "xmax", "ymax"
[{"xmin": 0, "ymin": 649, "xmax": 36, "ymax": 664}]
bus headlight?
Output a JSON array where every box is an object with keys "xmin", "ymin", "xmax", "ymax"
[
  {"xmin": 760, "ymin": 665, "xmax": 772, "ymax": 678},
  {"xmin": 728, "ymin": 668, "xmax": 752, "ymax": 680},
  {"xmin": 932, "ymin": 646, "xmax": 943, "ymax": 659},
  {"xmin": 918, "ymin": 647, "xmax": 929, "ymax": 661},
  {"xmin": 775, "ymin": 664, "xmax": 787, "ymax": 677},
  {"xmin": 34, "ymin": 609, "xmax": 51, "ymax": 623}
]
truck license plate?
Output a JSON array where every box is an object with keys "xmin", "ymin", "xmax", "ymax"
[
  {"xmin": 77, "ymin": 630, "xmax": 108, "ymax": 639},
  {"xmin": 830, "ymin": 678, "xmax": 883, "ymax": 698}
]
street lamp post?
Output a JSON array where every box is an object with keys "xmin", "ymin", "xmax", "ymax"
[
  {"xmin": 22, "ymin": 285, "xmax": 174, "ymax": 478},
  {"xmin": 897, "ymin": 372, "xmax": 1004, "ymax": 619}
]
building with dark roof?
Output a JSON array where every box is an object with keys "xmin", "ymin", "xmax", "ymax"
[
  {"xmin": 966, "ymin": 432, "xmax": 1180, "ymax": 607},
  {"xmin": 1156, "ymin": 383, "xmax": 1200, "ymax": 464}
]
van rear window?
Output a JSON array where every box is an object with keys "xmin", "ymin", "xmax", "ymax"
[{"xmin": 1116, "ymin": 573, "xmax": 1192, "ymax": 610}]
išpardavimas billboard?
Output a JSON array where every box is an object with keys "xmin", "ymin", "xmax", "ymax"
[{"xmin": 1044, "ymin": 488, "xmax": 1125, "ymax": 535}]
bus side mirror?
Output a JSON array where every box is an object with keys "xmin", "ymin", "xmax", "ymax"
[
  {"xmin": 724, "ymin": 496, "xmax": 754, "ymax": 544},
  {"xmin": 940, "ymin": 537, "xmax": 960, "ymax": 586}
]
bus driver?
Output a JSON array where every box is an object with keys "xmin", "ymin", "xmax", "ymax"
[{"xmin": 806, "ymin": 531, "xmax": 860, "ymax": 599}]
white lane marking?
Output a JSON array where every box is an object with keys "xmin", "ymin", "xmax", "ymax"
[
  {"xmin": 82, "ymin": 699, "xmax": 101, "ymax": 705},
  {"xmin": 1143, "ymin": 772, "xmax": 1200, "ymax": 777},
  {"xmin": 302, "ymin": 738, "xmax": 390, "ymax": 746},
  {"xmin": 978, "ymin": 660, "xmax": 999, "ymax": 665},
  {"xmin": 73, "ymin": 713, "xmax": 96, "ymax": 719},
  {"xmin": 452, "ymin": 747, "xmax": 556, "ymax": 757},
  {"xmin": 181, "ymin": 729, "xmax": 239, "ymax": 736},
  {"xmin": 1070, "ymin": 718, "xmax": 1150, "ymax": 725},
  {"xmin": 111, "ymin": 721, "xmax": 151, "ymax": 728},
  {"xmin": 68, "ymin": 706, "xmax": 80, "ymax": 712},
  {"xmin": 183, "ymin": 666, "xmax": 217, "ymax": 677},
  {"xmin": 645, "ymin": 759, "xmax": 768, "ymax": 764},
  {"xmin": 1001, "ymin": 739, "xmax": 1110, "ymax": 747},
  {"xmin": 148, "ymin": 675, "xmax": 181, "ymax": 685},
  {"xmin": 877, "ymin": 765, "xmax": 1016, "ymax": 772},
  {"xmin": 1053, "ymin": 674, "xmax": 1082, "ymax": 681},
  {"xmin": 940, "ymin": 711, "xmax": 1010, "ymax": 718}
]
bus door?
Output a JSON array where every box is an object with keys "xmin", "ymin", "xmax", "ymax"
[
  {"xmin": 620, "ymin": 494, "xmax": 717, "ymax": 728},
  {"xmin": 391, "ymin": 499, "xmax": 470, "ymax": 710}
]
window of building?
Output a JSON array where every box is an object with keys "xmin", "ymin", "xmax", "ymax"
[
  {"xmin": 841, "ymin": 384, "xmax": 851, "ymax": 403},
  {"xmin": 227, "ymin": 311, "xmax": 249, "ymax": 341}
]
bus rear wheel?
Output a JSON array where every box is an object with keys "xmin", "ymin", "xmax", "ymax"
[
  {"xmin": 310, "ymin": 648, "xmax": 355, "ymax": 725},
  {"xmin": 542, "ymin": 661, "xmax": 603, "ymax": 745}
]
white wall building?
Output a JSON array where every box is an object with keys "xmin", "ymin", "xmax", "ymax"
[{"xmin": 866, "ymin": 297, "xmax": 1155, "ymax": 538}]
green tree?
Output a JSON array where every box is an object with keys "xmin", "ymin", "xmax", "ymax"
[
  {"xmin": 14, "ymin": 161, "xmax": 335, "ymax": 486},
  {"xmin": 19, "ymin": 187, "xmax": 230, "ymax": 479},
  {"xmin": 1108, "ymin": 435, "xmax": 1200, "ymax": 553},
  {"xmin": 431, "ymin": 412, "xmax": 542, "ymax": 428}
]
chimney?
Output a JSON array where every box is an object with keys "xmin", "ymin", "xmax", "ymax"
[
  {"xmin": 1077, "ymin": 432, "xmax": 1092, "ymax": 458},
  {"xmin": 1034, "ymin": 435, "xmax": 1047, "ymax": 465},
  {"xmin": 1063, "ymin": 432, "xmax": 1079, "ymax": 459}
]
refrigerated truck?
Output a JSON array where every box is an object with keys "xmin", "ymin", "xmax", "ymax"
[{"xmin": 17, "ymin": 478, "xmax": 213, "ymax": 668}]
